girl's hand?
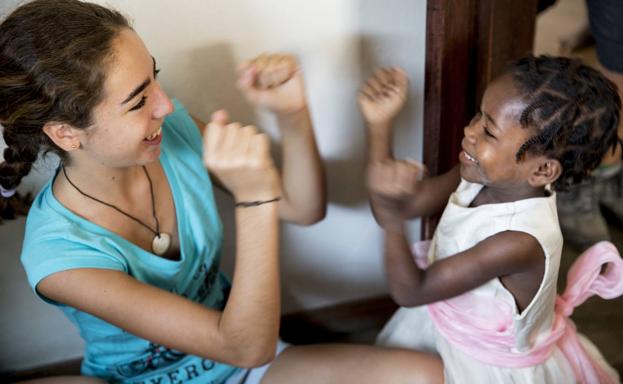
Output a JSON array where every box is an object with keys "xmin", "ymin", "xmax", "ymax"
[
  {"xmin": 367, "ymin": 159, "xmax": 427, "ymax": 227},
  {"xmin": 358, "ymin": 67, "xmax": 408, "ymax": 127},
  {"xmin": 203, "ymin": 110, "xmax": 281, "ymax": 202},
  {"xmin": 237, "ymin": 53, "xmax": 307, "ymax": 115}
]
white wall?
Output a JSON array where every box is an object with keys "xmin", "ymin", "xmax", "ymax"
[{"xmin": 0, "ymin": 0, "xmax": 426, "ymax": 371}]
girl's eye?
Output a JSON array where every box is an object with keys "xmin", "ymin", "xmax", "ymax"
[
  {"xmin": 154, "ymin": 68, "xmax": 161, "ymax": 79},
  {"xmin": 483, "ymin": 126, "xmax": 495, "ymax": 138},
  {"xmin": 129, "ymin": 96, "xmax": 147, "ymax": 111}
]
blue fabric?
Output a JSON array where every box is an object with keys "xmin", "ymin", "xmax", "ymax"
[{"xmin": 21, "ymin": 99, "xmax": 241, "ymax": 383}]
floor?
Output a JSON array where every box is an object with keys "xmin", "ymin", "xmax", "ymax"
[{"xmin": 535, "ymin": 0, "xmax": 623, "ymax": 374}]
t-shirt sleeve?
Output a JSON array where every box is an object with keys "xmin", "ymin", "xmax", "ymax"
[
  {"xmin": 22, "ymin": 234, "xmax": 127, "ymax": 304},
  {"xmin": 162, "ymin": 98, "xmax": 204, "ymax": 158}
]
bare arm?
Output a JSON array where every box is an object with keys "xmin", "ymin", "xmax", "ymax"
[
  {"xmin": 383, "ymin": 224, "xmax": 544, "ymax": 309},
  {"xmin": 359, "ymin": 67, "xmax": 407, "ymax": 164},
  {"xmin": 192, "ymin": 54, "xmax": 326, "ymax": 225},
  {"xmin": 367, "ymin": 160, "xmax": 460, "ymax": 225},
  {"xmin": 38, "ymin": 122, "xmax": 282, "ymax": 368},
  {"xmin": 401, "ymin": 165, "xmax": 460, "ymax": 218},
  {"xmin": 360, "ymin": 68, "xmax": 459, "ymax": 220},
  {"xmin": 273, "ymin": 107, "xmax": 326, "ymax": 224}
]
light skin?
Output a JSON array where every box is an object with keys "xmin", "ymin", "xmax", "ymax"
[
  {"xmin": 37, "ymin": 28, "xmax": 313, "ymax": 368},
  {"xmin": 193, "ymin": 53, "xmax": 327, "ymax": 224},
  {"xmin": 361, "ymin": 70, "xmax": 561, "ymax": 326}
]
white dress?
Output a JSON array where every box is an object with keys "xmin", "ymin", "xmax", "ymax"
[{"xmin": 376, "ymin": 180, "xmax": 619, "ymax": 384}]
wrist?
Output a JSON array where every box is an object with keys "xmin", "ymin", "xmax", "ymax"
[
  {"xmin": 383, "ymin": 220, "xmax": 405, "ymax": 234},
  {"xmin": 235, "ymin": 197, "xmax": 282, "ymax": 208},
  {"xmin": 276, "ymin": 105, "xmax": 310, "ymax": 125},
  {"xmin": 367, "ymin": 120, "xmax": 393, "ymax": 133}
]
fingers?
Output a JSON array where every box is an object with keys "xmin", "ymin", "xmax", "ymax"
[
  {"xmin": 367, "ymin": 160, "xmax": 424, "ymax": 199},
  {"xmin": 238, "ymin": 53, "xmax": 298, "ymax": 90},
  {"xmin": 210, "ymin": 109, "xmax": 230, "ymax": 125},
  {"xmin": 359, "ymin": 67, "xmax": 408, "ymax": 102},
  {"xmin": 204, "ymin": 122, "xmax": 266, "ymax": 166}
]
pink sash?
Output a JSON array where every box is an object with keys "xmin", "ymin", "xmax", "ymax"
[{"xmin": 412, "ymin": 241, "xmax": 623, "ymax": 384}]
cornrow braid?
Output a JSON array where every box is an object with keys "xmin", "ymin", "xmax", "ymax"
[
  {"xmin": 0, "ymin": 0, "xmax": 130, "ymax": 223},
  {"xmin": 509, "ymin": 55, "xmax": 621, "ymax": 190}
]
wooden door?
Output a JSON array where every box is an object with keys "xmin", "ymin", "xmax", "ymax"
[{"xmin": 422, "ymin": 0, "xmax": 538, "ymax": 238}]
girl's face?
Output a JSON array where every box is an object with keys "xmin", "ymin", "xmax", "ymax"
[
  {"xmin": 459, "ymin": 74, "xmax": 541, "ymax": 189},
  {"xmin": 77, "ymin": 28, "xmax": 174, "ymax": 168}
]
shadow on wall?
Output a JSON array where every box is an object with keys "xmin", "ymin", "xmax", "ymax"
[{"xmin": 183, "ymin": 42, "xmax": 257, "ymax": 125}]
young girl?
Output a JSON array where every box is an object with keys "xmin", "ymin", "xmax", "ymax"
[
  {"xmin": 1, "ymin": 1, "xmax": 444, "ymax": 383},
  {"xmin": 360, "ymin": 58, "xmax": 623, "ymax": 383}
]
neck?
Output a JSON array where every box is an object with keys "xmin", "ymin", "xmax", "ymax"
[
  {"xmin": 61, "ymin": 160, "xmax": 146, "ymax": 198},
  {"xmin": 473, "ymin": 184, "xmax": 546, "ymax": 206}
]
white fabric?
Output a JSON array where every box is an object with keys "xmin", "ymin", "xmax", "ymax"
[
  {"xmin": 224, "ymin": 340, "xmax": 289, "ymax": 384},
  {"xmin": 376, "ymin": 179, "xmax": 618, "ymax": 384}
]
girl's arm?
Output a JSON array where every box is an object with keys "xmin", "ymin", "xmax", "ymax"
[
  {"xmin": 360, "ymin": 69, "xmax": 459, "ymax": 220},
  {"xmin": 238, "ymin": 53, "xmax": 326, "ymax": 225},
  {"xmin": 383, "ymin": 224, "xmax": 544, "ymax": 310},
  {"xmin": 368, "ymin": 162, "xmax": 460, "ymax": 220},
  {"xmin": 358, "ymin": 67, "xmax": 407, "ymax": 164},
  {"xmin": 37, "ymin": 122, "xmax": 282, "ymax": 368},
  {"xmin": 192, "ymin": 54, "xmax": 325, "ymax": 225}
]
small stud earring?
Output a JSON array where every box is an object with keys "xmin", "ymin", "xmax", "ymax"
[{"xmin": 71, "ymin": 143, "xmax": 79, "ymax": 150}]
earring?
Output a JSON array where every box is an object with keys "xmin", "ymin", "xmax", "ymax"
[{"xmin": 71, "ymin": 143, "xmax": 79, "ymax": 150}]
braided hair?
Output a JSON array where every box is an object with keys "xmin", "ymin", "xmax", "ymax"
[
  {"xmin": 0, "ymin": 0, "xmax": 130, "ymax": 223},
  {"xmin": 510, "ymin": 55, "xmax": 621, "ymax": 190}
]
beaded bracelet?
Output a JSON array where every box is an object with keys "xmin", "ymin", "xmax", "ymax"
[{"xmin": 235, "ymin": 197, "xmax": 282, "ymax": 208}]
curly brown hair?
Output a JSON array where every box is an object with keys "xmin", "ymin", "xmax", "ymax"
[
  {"xmin": 0, "ymin": 0, "xmax": 130, "ymax": 223},
  {"xmin": 510, "ymin": 55, "xmax": 621, "ymax": 191}
]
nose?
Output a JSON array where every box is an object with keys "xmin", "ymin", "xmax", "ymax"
[
  {"xmin": 464, "ymin": 121, "xmax": 477, "ymax": 144},
  {"xmin": 152, "ymin": 83, "xmax": 174, "ymax": 119}
]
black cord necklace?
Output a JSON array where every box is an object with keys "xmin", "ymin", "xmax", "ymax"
[{"xmin": 62, "ymin": 165, "xmax": 172, "ymax": 256}]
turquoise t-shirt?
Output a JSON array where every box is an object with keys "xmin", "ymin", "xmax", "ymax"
[{"xmin": 21, "ymin": 99, "xmax": 241, "ymax": 383}]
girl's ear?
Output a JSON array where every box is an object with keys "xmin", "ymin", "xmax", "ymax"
[
  {"xmin": 528, "ymin": 157, "xmax": 562, "ymax": 187},
  {"xmin": 42, "ymin": 122, "xmax": 82, "ymax": 152}
]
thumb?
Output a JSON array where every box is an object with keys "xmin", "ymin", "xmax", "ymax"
[
  {"xmin": 236, "ymin": 64, "xmax": 256, "ymax": 90},
  {"xmin": 210, "ymin": 109, "xmax": 230, "ymax": 125}
]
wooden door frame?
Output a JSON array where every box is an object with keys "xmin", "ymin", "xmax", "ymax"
[{"xmin": 422, "ymin": 0, "xmax": 538, "ymax": 238}]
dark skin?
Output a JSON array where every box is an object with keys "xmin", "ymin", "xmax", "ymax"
[{"xmin": 361, "ymin": 72, "xmax": 562, "ymax": 311}]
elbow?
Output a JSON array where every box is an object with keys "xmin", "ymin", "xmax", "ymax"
[
  {"xmin": 233, "ymin": 340, "xmax": 278, "ymax": 368},
  {"xmin": 289, "ymin": 204, "xmax": 327, "ymax": 226},
  {"xmin": 389, "ymin": 288, "xmax": 425, "ymax": 308},
  {"xmin": 299, "ymin": 206, "xmax": 327, "ymax": 225}
]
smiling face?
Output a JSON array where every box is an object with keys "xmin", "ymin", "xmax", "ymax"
[
  {"xmin": 75, "ymin": 28, "xmax": 174, "ymax": 168},
  {"xmin": 459, "ymin": 74, "xmax": 547, "ymax": 192}
]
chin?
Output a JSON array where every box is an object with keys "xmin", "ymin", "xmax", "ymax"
[{"xmin": 459, "ymin": 166, "xmax": 483, "ymax": 184}]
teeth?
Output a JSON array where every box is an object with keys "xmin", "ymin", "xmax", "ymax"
[
  {"xmin": 146, "ymin": 127, "xmax": 162, "ymax": 141},
  {"xmin": 465, "ymin": 151, "xmax": 477, "ymax": 163}
]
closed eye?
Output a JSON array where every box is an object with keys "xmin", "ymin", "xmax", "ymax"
[
  {"xmin": 128, "ymin": 62, "xmax": 160, "ymax": 112},
  {"xmin": 129, "ymin": 96, "xmax": 147, "ymax": 111},
  {"xmin": 483, "ymin": 125, "xmax": 496, "ymax": 138}
]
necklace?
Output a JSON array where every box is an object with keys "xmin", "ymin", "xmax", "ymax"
[{"xmin": 62, "ymin": 165, "xmax": 172, "ymax": 256}]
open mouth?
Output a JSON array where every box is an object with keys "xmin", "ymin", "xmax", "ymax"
[
  {"xmin": 460, "ymin": 149, "xmax": 479, "ymax": 164},
  {"xmin": 145, "ymin": 127, "xmax": 162, "ymax": 142},
  {"xmin": 464, "ymin": 151, "xmax": 477, "ymax": 163}
]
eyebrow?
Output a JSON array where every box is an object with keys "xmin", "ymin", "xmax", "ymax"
[
  {"xmin": 119, "ymin": 57, "xmax": 157, "ymax": 105},
  {"xmin": 120, "ymin": 78, "xmax": 150, "ymax": 105},
  {"xmin": 483, "ymin": 111, "xmax": 500, "ymax": 130}
]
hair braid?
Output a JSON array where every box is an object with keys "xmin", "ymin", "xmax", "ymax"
[
  {"xmin": 0, "ymin": 0, "xmax": 130, "ymax": 223},
  {"xmin": 509, "ymin": 55, "xmax": 620, "ymax": 190}
]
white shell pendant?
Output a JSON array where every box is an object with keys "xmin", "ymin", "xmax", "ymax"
[{"xmin": 152, "ymin": 233, "xmax": 171, "ymax": 255}]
